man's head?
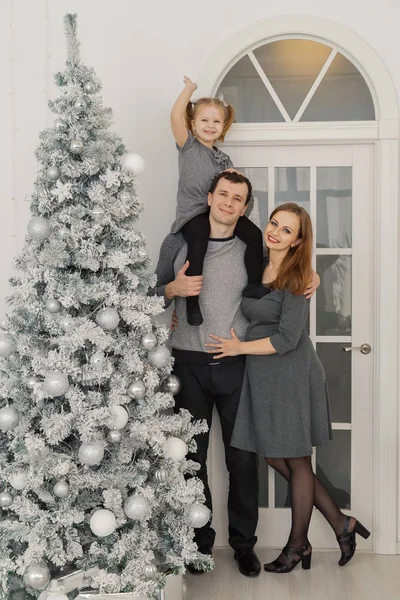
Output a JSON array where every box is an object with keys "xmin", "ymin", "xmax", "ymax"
[{"xmin": 207, "ymin": 172, "xmax": 252, "ymax": 230}]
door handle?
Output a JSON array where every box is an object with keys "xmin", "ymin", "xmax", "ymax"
[{"xmin": 343, "ymin": 343, "xmax": 371, "ymax": 355}]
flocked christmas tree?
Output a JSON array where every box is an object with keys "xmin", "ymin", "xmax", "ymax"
[{"xmin": 0, "ymin": 13, "xmax": 211, "ymax": 600}]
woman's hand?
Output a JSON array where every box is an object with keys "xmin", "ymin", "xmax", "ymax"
[
  {"xmin": 183, "ymin": 76, "xmax": 197, "ymax": 93},
  {"xmin": 304, "ymin": 271, "xmax": 320, "ymax": 299},
  {"xmin": 170, "ymin": 309, "xmax": 179, "ymax": 332},
  {"xmin": 204, "ymin": 328, "xmax": 243, "ymax": 359}
]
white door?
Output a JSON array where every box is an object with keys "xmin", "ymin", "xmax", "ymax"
[{"xmin": 209, "ymin": 144, "xmax": 374, "ymax": 551}]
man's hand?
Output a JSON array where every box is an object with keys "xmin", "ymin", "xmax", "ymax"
[
  {"xmin": 305, "ymin": 271, "xmax": 320, "ymax": 299},
  {"xmin": 165, "ymin": 261, "xmax": 203, "ymax": 300}
]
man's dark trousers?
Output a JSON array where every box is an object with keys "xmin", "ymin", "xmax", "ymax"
[{"xmin": 173, "ymin": 354, "xmax": 259, "ymax": 551}]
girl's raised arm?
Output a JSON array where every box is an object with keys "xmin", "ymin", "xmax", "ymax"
[{"xmin": 170, "ymin": 76, "xmax": 197, "ymax": 147}]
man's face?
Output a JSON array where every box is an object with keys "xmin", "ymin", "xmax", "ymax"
[{"xmin": 207, "ymin": 178, "xmax": 248, "ymax": 226}]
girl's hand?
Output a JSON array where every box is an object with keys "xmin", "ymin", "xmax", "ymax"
[
  {"xmin": 183, "ymin": 76, "xmax": 197, "ymax": 93},
  {"xmin": 205, "ymin": 328, "xmax": 243, "ymax": 359}
]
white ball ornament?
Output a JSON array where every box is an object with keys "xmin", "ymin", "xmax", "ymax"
[
  {"xmin": 0, "ymin": 333, "xmax": 17, "ymax": 358},
  {"xmin": 26, "ymin": 376, "xmax": 40, "ymax": 390},
  {"xmin": 106, "ymin": 405, "xmax": 129, "ymax": 430},
  {"xmin": 44, "ymin": 371, "xmax": 69, "ymax": 397},
  {"xmin": 27, "ymin": 217, "xmax": 52, "ymax": 241},
  {"xmin": 124, "ymin": 494, "xmax": 150, "ymax": 520},
  {"xmin": 0, "ymin": 316, "xmax": 10, "ymax": 330},
  {"xmin": 78, "ymin": 442, "xmax": 104, "ymax": 466},
  {"xmin": 143, "ymin": 564, "xmax": 158, "ymax": 579},
  {"xmin": 70, "ymin": 139, "xmax": 84, "ymax": 154},
  {"xmin": 119, "ymin": 190, "xmax": 132, "ymax": 202},
  {"xmin": 140, "ymin": 332, "xmax": 158, "ymax": 351},
  {"xmin": 9, "ymin": 472, "xmax": 27, "ymax": 490},
  {"xmin": 162, "ymin": 374, "xmax": 182, "ymax": 396},
  {"xmin": 46, "ymin": 299, "xmax": 61, "ymax": 314},
  {"xmin": 107, "ymin": 429, "xmax": 122, "ymax": 444},
  {"xmin": 0, "ymin": 491, "xmax": 13, "ymax": 507},
  {"xmin": 23, "ymin": 563, "xmax": 51, "ymax": 590},
  {"xmin": 188, "ymin": 503, "xmax": 211, "ymax": 528},
  {"xmin": 0, "ymin": 406, "xmax": 19, "ymax": 431},
  {"xmin": 90, "ymin": 509, "xmax": 117, "ymax": 537},
  {"xmin": 121, "ymin": 153, "xmax": 145, "ymax": 176},
  {"xmin": 59, "ymin": 316, "xmax": 74, "ymax": 331},
  {"xmin": 95, "ymin": 308, "xmax": 120, "ymax": 331},
  {"xmin": 90, "ymin": 351, "xmax": 105, "ymax": 368},
  {"xmin": 165, "ymin": 437, "xmax": 188, "ymax": 461},
  {"xmin": 53, "ymin": 480, "xmax": 70, "ymax": 498},
  {"xmin": 46, "ymin": 166, "xmax": 60, "ymax": 181},
  {"xmin": 127, "ymin": 379, "xmax": 145, "ymax": 400},
  {"xmin": 136, "ymin": 249, "xmax": 147, "ymax": 262},
  {"xmin": 148, "ymin": 346, "xmax": 171, "ymax": 369}
]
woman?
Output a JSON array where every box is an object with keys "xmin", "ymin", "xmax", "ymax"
[{"xmin": 206, "ymin": 203, "xmax": 370, "ymax": 573}]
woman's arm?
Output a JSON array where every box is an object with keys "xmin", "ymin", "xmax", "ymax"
[{"xmin": 171, "ymin": 76, "xmax": 197, "ymax": 147}]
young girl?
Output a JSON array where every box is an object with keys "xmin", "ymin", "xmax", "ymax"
[
  {"xmin": 206, "ymin": 203, "xmax": 370, "ymax": 572},
  {"xmin": 170, "ymin": 76, "xmax": 263, "ymax": 326}
]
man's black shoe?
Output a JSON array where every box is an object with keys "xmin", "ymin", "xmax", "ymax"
[
  {"xmin": 186, "ymin": 546, "xmax": 212, "ymax": 575},
  {"xmin": 234, "ymin": 548, "xmax": 261, "ymax": 577}
]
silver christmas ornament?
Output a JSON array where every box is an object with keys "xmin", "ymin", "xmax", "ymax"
[
  {"xmin": 92, "ymin": 205, "xmax": 104, "ymax": 217},
  {"xmin": 26, "ymin": 376, "xmax": 40, "ymax": 390},
  {"xmin": 74, "ymin": 98, "xmax": 87, "ymax": 110},
  {"xmin": 106, "ymin": 405, "xmax": 129, "ymax": 430},
  {"xmin": 27, "ymin": 216, "xmax": 52, "ymax": 241},
  {"xmin": 70, "ymin": 139, "xmax": 84, "ymax": 154},
  {"xmin": 46, "ymin": 165, "xmax": 61, "ymax": 180},
  {"xmin": 119, "ymin": 190, "xmax": 132, "ymax": 202},
  {"xmin": 136, "ymin": 249, "xmax": 147, "ymax": 262},
  {"xmin": 43, "ymin": 371, "xmax": 69, "ymax": 397},
  {"xmin": 0, "ymin": 333, "xmax": 17, "ymax": 358},
  {"xmin": 58, "ymin": 226, "xmax": 70, "ymax": 238},
  {"xmin": 162, "ymin": 374, "xmax": 182, "ymax": 396},
  {"xmin": 188, "ymin": 503, "xmax": 211, "ymax": 528},
  {"xmin": 140, "ymin": 332, "xmax": 158, "ymax": 351},
  {"xmin": 54, "ymin": 118, "xmax": 68, "ymax": 132},
  {"xmin": 36, "ymin": 184, "xmax": 50, "ymax": 198},
  {"xmin": 0, "ymin": 491, "xmax": 13, "ymax": 507},
  {"xmin": 0, "ymin": 406, "xmax": 19, "ymax": 431},
  {"xmin": 9, "ymin": 472, "xmax": 26, "ymax": 490},
  {"xmin": 127, "ymin": 379, "xmax": 145, "ymax": 400},
  {"xmin": 46, "ymin": 298, "xmax": 61, "ymax": 313},
  {"xmin": 90, "ymin": 351, "xmax": 105, "ymax": 368},
  {"xmin": 83, "ymin": 81, "xmax": 95, "ymax": 94},
  {"xmin": 124, "ymin": 494, "xmax": 150, "ymax": 520},
  {"xmin": 154, "ymin": 468, "xmax": 169, "ymax": 483},
  {"xmin": 0, "ymin": 316, "xmax": 10, "ymax": 330},
  {"xmin": 121, "ymin": 153, "xmax": 145, "ymax": 176},
  {"xmin": 59, "ymin": 316, "xmax": 74, "ymax": 331},
  {"xmin": 95, "ymin": 308, "xmax": 120, "ymax": 331},
  {"xmin": 78, "ymin": 442, "xmax": 104, "ymax": 466},
  {"xmin": 90, "ymin": 509, "xmax": 117, "ymax": 537},
  {"xmin": 165, "ymin": 437, "xmax": 188, "ymax": 461},
  {"xmin": 107, "ymin": 429, "xmax": 122, "ymax": 444},
  {"xmin": 143, "ymin": 564, "xmax": 158, "ymax": 579},
  {"xmin": 53, "ymin": 480, "xmax": 70, "ymax": 498},
  {"xmin": 148, "ymin": 346, "xmax": 171, "ymax": 369},
  {"xmin": 36, "ymin": 398, "xmax": 44, "ymax": 410},
  {"xmin": 23, "ymin": 563, "xmax": 51, "ymax": 590}
]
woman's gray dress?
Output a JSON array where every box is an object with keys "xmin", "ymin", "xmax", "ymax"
[{"xmin": 231, "ymin": 289, "xmax": 332, "ymax": 458}]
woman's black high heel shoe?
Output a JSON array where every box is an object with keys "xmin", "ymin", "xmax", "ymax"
[
  {"xmin": 264, "ymin": 542, "xmax": 312, "ymax": 573},
  {"xmin": 337, "ymin": 516, "xmax": 371, "ymax": 566}
]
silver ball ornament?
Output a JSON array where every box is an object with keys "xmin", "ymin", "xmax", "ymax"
[
  {"xmin": 127, "ymin": 379, "xmax": 145, "ymax": 400},
  {"xmin": 54, "ymin": 118, "xmax": 68, "ymax": 132},
  {"xmin": 0, "ymin": 333, "xmax": 17, "ymax": 358},
  {"xmin": 0, "ymin": 406, "xmax": 19, "ymax": 431},
  {"xmin": 121, "ymin": 153, "xmax": 145, "ymax": 176},
  {"xmin": 148, "ymin": 346, "xmax": 171, "ymax": 369},
  {"xmin": 90, "ymin": 509, "xmax": 117, "ymax": 537},
  {"xmin": 136, "ymin": 249, "xmax": 147, "ymax": 262},
  {"xmin": 165, "ymin": 437, "xmax": 188, "ymax": 461},
  {"xmin": 162, "ymin": 374, "xmax": 182, "ymax": 396},
  {"xmin": 119, "ymin": 190, "xmax": 132, "ymax": 202},
  {"xmin": 90, "ymin": 351, "xmax": 105, "ymax": 368},
  {"xmin": 96, "ymin": 308, "xmax": 120, "ymax": 331},
  {"xmin": 36, "ymin": 184, "xmax": 50, "ymax": 198},
  {"xmin": 36, "ymin": 398, "xmax": 44, "ymax": 410},
  {"xmin": 46, "ymin": 165, "xmax": 61, "ymax": 180},
  {"xmin": 83, "ymin": 82, "xmax": 95, "ymax": 94},
  {"xmin": 44, "ymin": 371, "xmax": 69, "ymax": 397},
  {"xmin": 92, "ymin": 205, "xmax": 104, "ymax": 218},
  {"xmin": 27, "ymin": 217, "xmax": 52, "ymax": 241},
  {"xmin": 46, "ymin": 299, "xmax": 61, "ymax": 313},
  {"xmin": 74, "ymin": 98, "xmax": 87, "ymax": 111},
  {"xmin": 140, "ymin": 332, "xmax": 158, "ymax": 351},
  {"xmin": 58, "ymin": 226, "xmax": 70, "ymax": 239},
  {"xmin": 0, "ymin": 316, "xmax": 10, "ymax": 330},
  {"xmin": 154, "ymin": 468, "xmax": 169, "ymax": 483},
  {"xmin": 59, "ymin": 316, "xmax": 74, "ymax": 331},
  {"xmin": 78, "ymin": 442, "xmax": 104, "ymax": 466},
  {"xmin": 143, "ymin": 564, "xmax": 158, "ymax": 579},
  {"xmin": 26, "ymin": 376, "xmax": 40, "ymax": 390},
  {"xmin": 124, "ymin": 494, "xmax": 150, "ymax": 520},
  {"xmin": 23, "ymin": 563, "xmax": 51, "ymax": 590},
  {"xmin": 188, "ymin": 503, "xmax": 211, "ymax": 528},
  {"xmin": 107, "ymin": 429, "xmax": 122, "ymax": 444},
  {"xmin": 53, "ymin": 480, "xmax": 70, "ymax": 498},
  {"xmin": 0, "ymin": 491, "xmax": 13, "ymax": 507},
  {"xmin": 70, "ymin": 139, "xmax": 84, "ymax": 154},
  {"xmin": 106, "ymin": 405, "xmax": 129, "ymax": 430},
  {"xmin": 9, "ymin": 472, "xmax": 26, "ymax": 490}
]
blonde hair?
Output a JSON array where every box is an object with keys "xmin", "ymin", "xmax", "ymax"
[{"xmin": 185, "ymin": 97, "xmax": 235, "ymax": 143}]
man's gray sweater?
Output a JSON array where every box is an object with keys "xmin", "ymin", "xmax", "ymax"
[{"xmin": 152, "ymin": 233, "xmax": 248, "ymax": 359}]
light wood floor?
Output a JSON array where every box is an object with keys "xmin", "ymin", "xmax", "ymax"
[{"xmin": 185, "ymin": 549, "xmax": 400, "ymax": 600}]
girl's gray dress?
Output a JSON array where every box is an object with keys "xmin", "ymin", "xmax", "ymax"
[{"xmin": 231, "ymin": 289, "xmax": 332, "ymax": 458}]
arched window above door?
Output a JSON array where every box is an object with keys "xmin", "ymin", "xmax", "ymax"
[{"xmin": 216, "ymin": 39, "xmax": 376, "ymax": 123}]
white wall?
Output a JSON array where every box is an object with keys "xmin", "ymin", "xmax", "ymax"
[{"xmin": 1, "ymin": 0, "xmax": 399, "ymax": 547}]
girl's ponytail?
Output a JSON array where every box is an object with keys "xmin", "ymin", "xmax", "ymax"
[
  {"xmin": 184, "ymin": 101, "xmax": 195, "ymax": 133},
  {"xmin": 219, "ymin": 103, "xmax": 235, "ymax": 142}
]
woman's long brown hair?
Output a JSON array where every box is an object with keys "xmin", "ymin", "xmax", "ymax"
[
  {"xmin": 268, "ymin": 203, "xmax": 313, "ymax": 296},
  {"xmin": 185, "ymin": 97, "xmax": 235, "ymax": 142}
]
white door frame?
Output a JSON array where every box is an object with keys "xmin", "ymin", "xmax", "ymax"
[{"xmin": 197, "ymin": 15, "xmax": 400, "ymax": 555}]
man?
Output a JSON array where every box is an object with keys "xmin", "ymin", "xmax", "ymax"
[{"xmin": 153, "ymin": 171, "xmax": 262, "ymax": 577}]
